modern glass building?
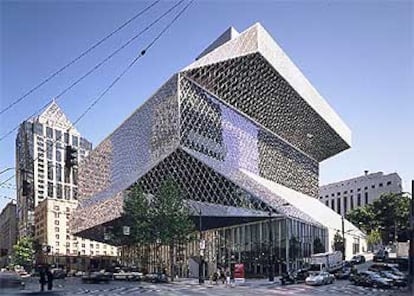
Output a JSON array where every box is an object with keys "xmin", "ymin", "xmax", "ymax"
[{"xmin": 72, "ymin": 23, "xmax": 366, "ymax": 277}]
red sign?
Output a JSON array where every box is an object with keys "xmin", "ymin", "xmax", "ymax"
[{"xmin": 234, "ymin": 263, "xmax": 245, "ymax": 279}]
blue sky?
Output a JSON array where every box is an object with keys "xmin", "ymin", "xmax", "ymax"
[{"xmin": 1, "ymin": 0, "xmax": 413, "ymax": 209}]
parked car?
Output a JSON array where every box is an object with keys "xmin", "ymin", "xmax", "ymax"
[
  {"xmin": 280, "ymin": 269, "xmax": 309, "ymax": 285},
  {"xmin": 368, "ymin": 263, "xmax": 403, "ymax": 276},
  {"xmin": 350, "ymin": 271, "xmax": 393, "ymax": 289},
  {"xmin": 305, "ymin": 271, "xmax": 334, "ymax": 286},
  {"xmin": 51, "ymin": 268, "xmax": 66, "ymax": 279},
  {"xmin": 373, "ymin": 250, "xmax": 389, "ymax": 262},
  {"xmin": 81, "ymin": 271, "xmax": 111, "ymax": 284},
  {"xmin": 335, "ymin": 266, "xmax": 352, "ymax": 279},
  {"xmin": 0, "ymin": 271, "xmax": 25, "ymax": 290},
  {"xmin": 350, "ymin": 255, "xmax": 366, "ymax": 265},
  {"xmin": 151, "ymin": 273, "xmax": 168, "ymax": 283},
  {"xmin": 378, "ymin": 270, "xmax": 407, "ymax": 287},
  {"xmin": 113, "ymin": 270, "xmax": 130, "ymax": 281}
]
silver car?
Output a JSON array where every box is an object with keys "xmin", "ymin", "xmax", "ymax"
[{"xmin": 305, "ymin": 271, "xmax": 334, "ymax": 286}]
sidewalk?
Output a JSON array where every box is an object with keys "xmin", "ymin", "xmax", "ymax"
[{"xmin": 171, "ymin": 277, "xmax": 281, "ymax": 288}]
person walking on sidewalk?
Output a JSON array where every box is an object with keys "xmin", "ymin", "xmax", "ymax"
[
  {"xmin": 39, "ymin": 266, "xmax": 47, "ymax": 292},
  {"xmin": 46, "ymin": 266, "xmax": 54, "ymax": 291},
  {"xmin": 225, "ymin": 268, "xmax": 231, "ymax": 287}
]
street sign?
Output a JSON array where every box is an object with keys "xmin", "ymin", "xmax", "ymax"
[
  {"xmin": 123, "ymin": 226, "xmax": 130, "ymax": 235},
  {"xmin": 234, "ymin": 263, "xmax": 245, "ymax": 284}
]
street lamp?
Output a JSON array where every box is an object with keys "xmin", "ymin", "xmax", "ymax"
[
  {"xmin": 198, "ymin": 209, "xmax": 204, "ymax": 284},
  {"xmin": 268, "ymin": 211, "xmax": 274, "ymax": 281}
]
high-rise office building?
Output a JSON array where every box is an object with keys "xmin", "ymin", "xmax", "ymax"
[
  {"xmin": 16, "ymin": 102, "xmax": 116, "ymax": 260},
  {"xmin": 0, "ymin": 201, "xmax": 18, "ymax": 267}
]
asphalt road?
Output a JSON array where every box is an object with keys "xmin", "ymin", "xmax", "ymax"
[{"xmin": 0, "ymin": 275, "xmax": 409, "ymax": 296}]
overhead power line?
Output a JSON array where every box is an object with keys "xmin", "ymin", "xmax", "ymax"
[
  {"xmin": 0, "ymin": 0, "xmax": 161, "ymax": 117},
  {"xmin": 0, "ymin": 0, "xmax": 186, "ymax": 142},
  {"xmin": 73, "ymin": 0, "xmax": 194, "ymax": 126},
  {"xmin": 4, "ymin": 0, "xmax": 194, "ymax": 202}
]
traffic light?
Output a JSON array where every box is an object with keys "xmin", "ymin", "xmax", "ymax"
[{"xmin": 65, "ymin": 145, "xmax": 78, "ymax": 168}]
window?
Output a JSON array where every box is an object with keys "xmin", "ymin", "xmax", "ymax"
[
  {"xmin": 357, "ymin": 193, "xmax": 361, "ymax": 207},
  {"xmin": 81, "ymin": 244, "xmax": 85, "ymax": 248},
  {"xmin": 55, "ymin": 234, "xmax": 59, "ymax": 239},
  {"xmin": 337, "ymin": 192, "xmax": 341, "ymax": 196},
  {"xmin": 371, "ymin": 185, "xmax": 375, "ymax": 189},
  {"xmin": 344, "ymin": 191, "xmax": 347, "ymax": 194},
  {"xmin": 364, "ymin": 186, "xmax": 368, "ymax": 190},
  {"xmin": 343, "ymin": 196, "xmax": 347, "ymax": 213},
  {"xmin": 47, "ymin": 161, "xmax": 53, "ymax": 180},
  {"xmin": 379, "ymin": 183, "xmax": 383, "ymax": 187},
  {"xmin": 64, "ymin": 167, "xmax": 70, "ymax": 183},
  {"xmin": 54, "ymin": 205, "xmax": 60, "ymax": 211},
  {"xmin": 337, "ymin": 198, "xmax": 341, "ymax": 214},
  {"xmin": 66, "ymin": 207, "xmax": 70, "ymax": 213},
  {"xmin": 350, "ymin": 195, "xmax": 354, "ymax": 210},
  {"xmin": 46, "ymin": 140, "xmax": 53, "ymax": 159},
  {"xmin": 55, "ymin": 129, "xmax": 62, "ymax": 141},
  {"xmin": 48, "ymin": 182, "xmax": 54, "ymax": 197},
  {"xmin": 319, "ymin": 196, "xmax": 323, "ymax": 199},
  {"xmin": 64, "ymin": 133, "xmax": 69, "ymax": 144},
  {"xmin": 387, "ymin": 181, "xmax": 392, "ymax": 186},
  {"xmin": 46, "ymin": 127, "xmax": 53, "ymax": 138},
  {"xmin": 365, "ymin": 192, "xmax": 368, "ymax": 204},
  {"xmin": 72, "ymin": 135, "xmax": 79, "ymax": 147},
  {"xmin": 350, "ymin": 189, "xmax": 353, "ymax": 193},
  {"xmin": 57, "ymin": 184, "xmax": 63, "ymax": 199},
  {"xmin": 357, "ymin": 188, "xmax": 361, "ymax": 192},
  {"xmin": 64, "ymin": 186, "xmax": 70, "ymax": 200},
  {"xmin": 56, "ymin": 150, "xmax": 62, "ymax": 162},
  {"xmin": 90, "ymin": 244, "xmax": 94, "ymax": 248},
  {"xmin": 56, "ymin": 164, "xmax": 62, "ymax": 182},
  {"xmin": 325, "ymin": 200, "xmax": 329, "ymax": 207},
  {"xmin": 72, "ymin": 168, "xmax": 78, "ymax": 185},
  {"xmin": 331, "ymin": 199, "xmax": 335, "ymax": 210},
  {"xmin": 331, "ymin": 193, "xmax": 334, "ymax": 197},
  {"xmin": 55, "ymin": 220, "xmax": 59, "ymax": 225},
  {"xmin": 325, "ymin": 195, "xmax": 328, "ymax": 198},
  {"xmin": 34, "ymin": 123, "xmax": 43, "ymax": 135},
  {"xmin": 56, "ymin": 242, "xmax": 59, "ymax": 246},
  {"xmin": 55, "ymin": 227, "xmax": 59, "ymax": 232}
]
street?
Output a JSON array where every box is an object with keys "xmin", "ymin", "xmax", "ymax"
[{"xmin": 2, "ymin": 274, "xmax": 408, "ymax": 296}]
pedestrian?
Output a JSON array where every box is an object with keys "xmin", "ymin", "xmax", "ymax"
[
  {"xmin": 225, "ymin": 268, "xmax": 231, "ymax": 287},
  {"xmin": 46, "ymin": 266, "xmax": 54, "ymax": 291},
  {"xmin": 39, "ymin": 266, "xmax": 47, "ymax": 292}
]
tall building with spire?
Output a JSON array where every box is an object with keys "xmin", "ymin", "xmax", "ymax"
[{"xmin": 16, "ymin": 102, "xmax": 117, "ymax": 261}]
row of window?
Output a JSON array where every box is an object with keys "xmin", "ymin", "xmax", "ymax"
[
  {"xmin": 324, "ymin": 192, "xmax": 369, "ymax": 215},
  {"xmin": 34, "ymin": 123, "xmax": 91, "ymax": 150},
  {"xmin": 320, "ymin": 181, "xmax": 392, "ymax": 199}
]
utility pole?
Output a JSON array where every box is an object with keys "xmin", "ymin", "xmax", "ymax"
[
  {"xmin": 198, "ymin": 209, "xmax": 204, "ymax": 284},
  {"xmin": 268, "ymin": 211, "xmax": 274, "ymax": 281},
  {"xmin": 342, "ymin": 216, "xmax": 346, "ymax": 260}
]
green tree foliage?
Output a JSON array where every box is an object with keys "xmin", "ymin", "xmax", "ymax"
[
  {"xmin": 313, "ymin": 237, "xmax": 325, "ymax": 254},
  {"xmin": 367, "ymin": 229, "xmax": 381, "ymax": 247},
  {"xmin": 12, "ymin": 237, "xmax": 34, "ymax": 270},
  {"xmin": 332, "ymin": 231, "xmax": 344, "ymax": 252},
  {"xmin": 116, "ymin": 179, "xmax": 195, "ymax": 279},
  {"xmin": 346, "ymin": 193, "xmax": 410, "ymax": 243}
]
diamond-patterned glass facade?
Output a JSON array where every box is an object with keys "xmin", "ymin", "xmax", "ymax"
[{"xmin": 72, "ymin": 24, "xmax": 353, "ymax": 261}]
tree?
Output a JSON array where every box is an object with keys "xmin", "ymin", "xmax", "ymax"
[
  {"xmin": 346, "ymin": 193, "xmax": 410, "ymax": 243},
  {"xmin": 366, "ymin": 229, "xmax": 381, "ymax": 250},
  {"xmin": 12, "ymin": 237, "xmax": 35, "ymax": 270},
  {"xmin": 117, "ymin": 179, "xmax": 195, "ymax": 280},
  {"xmin": 151, "ymin": 179, "xmax": 195, "ymax": 280},
  {"xmin": 313, "ymin": 237, "xmax": 325, "ymax": 254},
  {"xmin": 332, "ymin": 231, "xmax": 344, "ymax": 253}
]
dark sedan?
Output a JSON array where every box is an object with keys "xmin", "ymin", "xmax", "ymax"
[
  {"xmin": 350, "ymin": 255, "xmax": 366, "ymax": 265},
  {"xmin": 350, "ymin": 271, "xmax": 393, "ymax": 289}
]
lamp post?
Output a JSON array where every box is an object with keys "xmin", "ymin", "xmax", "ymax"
[
  {"xmin": 409, "ymin": 181, "xmax": 414, "ymax": 278},
  {"xmin": 268, "ymin": 211, "xmax": 274, "ymax": 281},
  {"xmin": 198, "ymin": 209, "xmax": 204, "ymax": 284},
  {"xmin": 342, "ymin": 216, "xmax": 346, "ymax": 260}
]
